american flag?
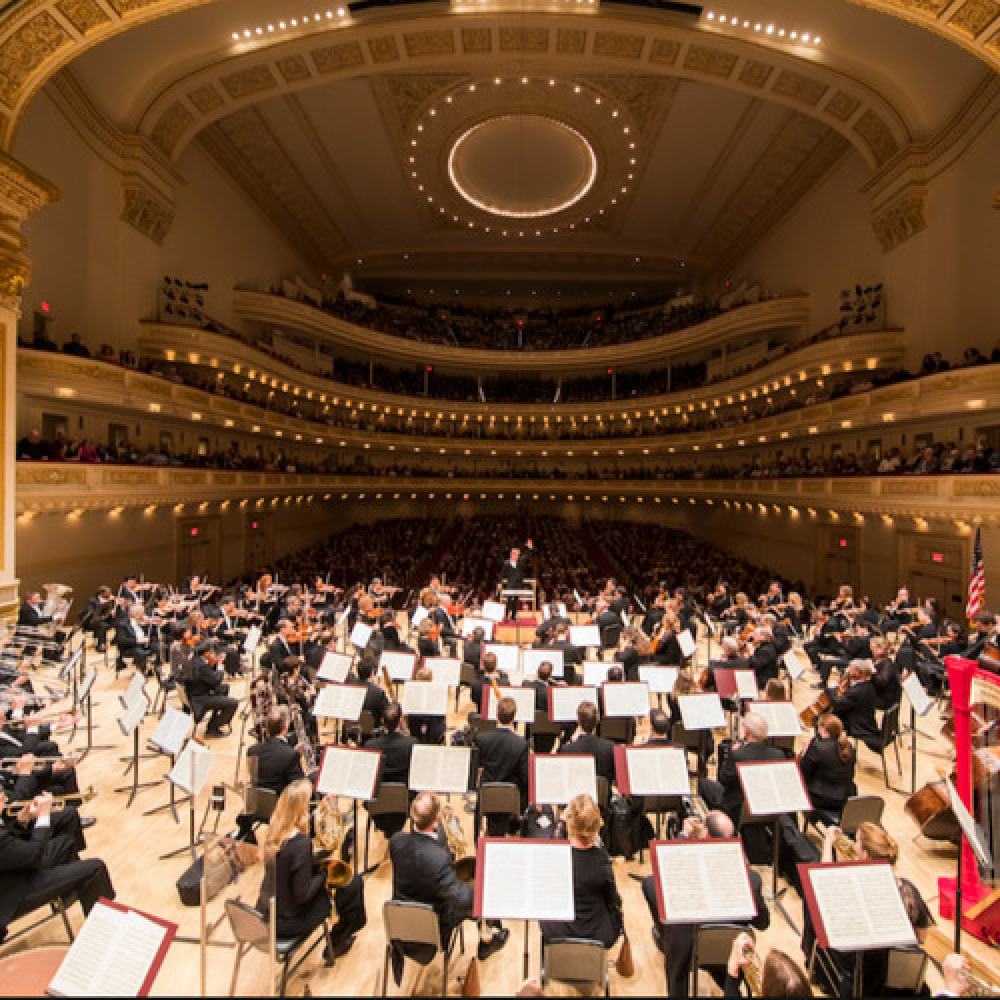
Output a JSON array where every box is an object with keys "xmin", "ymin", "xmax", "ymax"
[{"xmin": 967, "ymin": 526, "xmax": 985, "ymax": 620}]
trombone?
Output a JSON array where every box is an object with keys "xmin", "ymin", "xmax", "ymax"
[
  {"xmin": 2, "ymin": 785, "xmax": 96, "ymax": 816},
  {"xmin": 0, "ymin": 754, "xmax": 80, "ymax": 772},
  {"xmin": 741, "ymin": 939, "xmax": 763, "ymax": 996}
]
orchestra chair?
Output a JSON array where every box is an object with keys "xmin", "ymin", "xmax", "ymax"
[
  {"xmin": 467, "ymin": 715, "xmax": 497, "ymax": 742},
  {"xmin": 4, "ymin": 891, "xmax": 79, "ymax": 946},
  {"xmin": 224, "ymin": 898, "xmax": 332, "ymax": 997},
  {"xmin": 862, "ymin": 703, "xmax": 903, "ymax": 792},
  {"xmin": 242, "ymin": 787, "xmax": 278, "ymax": 841},
  {"xmin": 148, "ymin": 660, "xmax": 178, "ymax": 717},
  {"xmin": 174, "ymin": 681, "xmax": 209, "ymax": 735},
  {"xmin": 599, "ymin": 624, "xmax": 623, "ymax": 661},
  {"xmin": 595, "ymin": 775, "xmax": 610, "ymax": 811},
  {"xmin": 381, "ymin": 900, "xmax": 464, "ymax": 999},
  {"xmin": 690, "ymin": 923, "xmax": 750, "ymax": 997},
  {"xmin": 807, "ymin": 793, "xmax": 885, "ymax": 837},
  {"xmin": 884, "ymin": 945, "xmax": 929, "ymax": 993},
  {"xmin": 541, "ymin": 938, "xmax": 610, "ymax": 997},
  {"xmin": 640, "ymin": 794, "xmax": 685, "ymax": 855},
  {"xmin": 529, "ymin": 710, "xmax": 562, "ymax": 753},
  {"xmin": 598, "ymin": 717, "xmax": 631, "ymax": 743},
  {"xmin": 475, "ymin": 781, "xmax": 521, "ymax": 839},
  {"xmin": 670, "ymin": 721, "xmax": 709, "ymax": 779},
  {"xmin": 363, "ymin": 782, "xmax": 409, "ymax": 870},
  {"xmin": 458, "ymin": 663, "xmax": 477, "ymax": 712},
  {"xmin": 345, "ymin": 709, "xmax": 375, "ymax": 745}
]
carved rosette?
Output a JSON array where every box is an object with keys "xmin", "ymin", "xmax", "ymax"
[{"xmin": 871, "ymin": 185, "xmax": 928, "ymax": 252}]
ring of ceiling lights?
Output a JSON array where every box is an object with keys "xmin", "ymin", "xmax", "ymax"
[{"xmin": 407, "ymin": 76, "xmax": 640, "ymax": 238}]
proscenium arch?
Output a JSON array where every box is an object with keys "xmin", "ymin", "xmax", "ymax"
[{"xmin": 1, "ymin": 0, "xmax": 992, "ymax": 155}]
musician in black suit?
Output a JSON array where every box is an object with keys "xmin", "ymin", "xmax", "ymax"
[
  {"xmin": 870, "ymin": 637, "xmax": 902, "ymax": 711},
  {"xmin": 643, "ymin": 707, "xmax": 674, "ymax": 747},
  {"xmin": 826, "ymin": 661, "xmax": 879, "ymax": 746},
  {"xmin": 523, "ymin": 660, "xmax": 559, "ymax": 753},
  {"xmin": 206, "ymin": 596, "xmax": 247, "ymax": 676},
  {"xmin": 470, "ymin": 651, "xmax": 510, "ymax": 715},
  {"xmin": 641, "ymin": 809, "xmax": 770, "ymax": 998},
  {"xmin": 797, "ymin": 713, "xmax": 857, "ymax": 817},
  {"xmin": 17, "ymin": 592, "xmax": 52, "ymax": 629},
  {"xmin": 257, "ymin": 781, "xmax": 365, "ymax": 959},
  {"xmin": 81, "ymin": 586, "xmax": 115, "ymax": 653},
  {"xmin": 236, "ymin": 707, "xmax": 304, "ymax": 841},
  {"xmin": 748, "ymin": 626, "xmax": 780, "ymax": 687},
  {"xmin": 364, "ymin": 703, "xmax": 415, "ymax": 837},
  {"xmin": 406, "ymin": 667, "xmax": 446, "ymax": 746},
  {"xmin": 535, "ymin": 604, "xmax": 572, "ymax": 641},
  {"xmin": 0, "ymin": 787, "xmax": 114, "ymax": 944},
  {"xmin": 538, "ymin": 623, "xmax": 582, "ymax": 686},
  {"xmin": 540, "ymin": 793, "xmax": 623, "ymax": 949},
  {"xmin": 499, "ymin": 539, "xmax": 533, "ymax": 619},
  {"xmin": 476, "ymin": 697, "xmax": 529, "ymax": 831},
  {"xmin": 353, "ymin": 656, "xmax": 389, "ymax": 730},
  {"xmin": 183, "ymin": 643, "xmax": 238, "ymax": 736},
  {"xmin": 265, "ymin": 621, "xmax": 297, "ymax": 671},
  {"xmin": 558, "ymin": 701, "xmax": 615, "ymax": 789},
  {"xmin": 462, "ymin": 626, "xmax": 485, "ymax": 670},
  {"xmin": 114, "ymin": 606, "xmax": 154, "ymax": 671}
]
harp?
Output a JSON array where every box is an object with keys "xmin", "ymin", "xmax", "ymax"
[{"xmin": 940, "ymin": 655, "xmax": 1000, "ymax": 944}]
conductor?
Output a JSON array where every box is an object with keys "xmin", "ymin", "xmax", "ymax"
[{"xmin": 499, "ymin": 539, "xmax": 533, "ymax": 620}]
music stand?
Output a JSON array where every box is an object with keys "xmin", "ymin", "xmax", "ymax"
[
  {"xmin": 74, "ymin": 665, "xmax": 113, "ymax": 758},
  {"xmin": 160, "ymin": 739, "xmax": 216, "ymax": 861},
  {"xmin": 314, "ymin": 744, "xmax": 382, "ymax": 878},
  {"xmin": 902, "ymin": 672, "xmax": 934, "ymax": 795},
  {"xmin": 114, "ymin": 692, "xmax": 156, "ymax": 807},
  {"xmin": 143, "ymin": 707, "xmax": 195, "ymax": 823},
  {"xmin": 945, "ymin": 775, "xmax": 994, "ymax": 953}
]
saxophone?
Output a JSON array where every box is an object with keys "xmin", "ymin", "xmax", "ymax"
[
  {"xmin": 313, "ymin": 796, "xmax": 353, "ymax": 889},
  {"xmin": 441, "ymin": 802, "xmax": 476, "ymax": 882}
]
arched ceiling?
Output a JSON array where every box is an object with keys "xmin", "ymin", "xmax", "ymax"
[{"xmin": 4, "ymin": 0, "xmax": 996, "ymax": 307}]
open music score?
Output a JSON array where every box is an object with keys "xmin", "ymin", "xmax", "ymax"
[
  {"xmin": 461, "ymin": 617, "xmax": 495, "ymax": 640},
  {"xmin": 312, "ymin": 683, "xmax": 366, "ymax": 721},
  {"xmin": 78, "ymin": 668, "xmax": 97, "ymax": 705},
  {"xmin": 614, "ymin": 745, "xmax": 690, "ymax": 796},
  {"xmin": 120, "ymin": 672, "xmax": 146, "ymax": 712},
  {"xmin": 677, "ymin": 693, "xmax": 726, "ymax": 731},
  {"xmin": 582, "ymin": 660, "xmax": 613, "ymax": 687},
  {"xmin": 474, "ymin": 839, "xmax": 574, "ymax": 921},
  {"xmin": 118, "ymin": 692, "xmax": 148, "ymax": 738},
  {"xmin": 747, "ymin": 700, "xmax": 803, "ymax": 739},
  {"xmin": 521, "ymin": 647, "xmax": 564, "ymax": 680},
  {"xmin": 737, "ymin": 759, "xmax": 812, "ymax": 816},
  {"xmin": 650, "ymin": 839, "xmax": 757, "ymax": 925},
  {"xmin": 409, "ymin": 744, "xmax": 472, "ymax": 794},
  {"xmin": 783, "ymin": 648, "xmax": 809, "ymax": 681},
  {"xmin": 569, "ymin": 625, "xmax": 601, "ymax": 649},
  {"xmin": 167, "ymin": 739, "xmax": 214, "ymax": 798},
  {"xmin": 483, "ymin": 685, "xmax": 536, "ymax": 724},
  {"xmin": 713, "ymin": 668, "xmax": 758, "ymax": 701},
  {"xmin": 482, "ymin": 642, "xmax": 520, "ymax": 678},
  {"xmin": 401, "ymin": 681, "xmax": 449, "ymax": 717},
  {"xmin": 410, "ymin": 606, "xmax": 430, "ymax": 629},
  {"xmin": 902, "ymin": 672, "xmax": 933, "ymax": 717},
  {"xmin": 349, "ymin": 622, "xmax": 373, "ymax": 649},
  {"xmin": 548, "ymin": 685, "xmax": 599, "ymax": 722},
  {"xmin": 677, "ymin": 629, "xmax": 697, "ymax": 659},
  {"xmin": 481, "ymin": 600, "xmax": 506, "ymax": 623},
  {"xmin": 945, "ymin": 775, "xmax": 993, "ymax": 868},
  {"xmin": 242, "ymin": 625, "xmax": 261, "ymax": 655},
  {"xmin": 422, "ymin": 657, "xmax": 461, "ymax": 688},
  {"xmin": 530, "ymin": 753, "xmax": 597, "ymax": 805},
  {"xmin": 317, "ymin": 650, "xmax": 353, "ymax": 684},
  {"xmin": 639, "ymin": 665, "xmax": 679, "ymax": 694},
  {"xmin": 380, "ymin": 651, "xmax": 417, "ymax": 683},
  {"xmin": 799, "ymin": 861, "xmax": 917, "ymax": 952},
  {"xmin": 315, "ymin": 744, "xmax": 381, "ymax": 801},
  {"xmin": 148, "ymin": 707, "xmax": 193, "ymax": 757},
  {"xmin": 602, "ymin": 681, "xmax": 651, "ymax": 718},
  {"xmin": 46, "ymin": 899, "xmax": 177, "ymax": 997}
]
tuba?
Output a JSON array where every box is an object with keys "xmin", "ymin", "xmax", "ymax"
[
  {"xmin": 441, "ymin": 802, "xmax": 476, "ymax": 882},
  {"xmin": 313, "ymin": 797, "xmax": 353, "ymax": 889}
]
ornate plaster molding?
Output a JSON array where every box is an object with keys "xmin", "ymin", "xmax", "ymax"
[{"xmin": 870, "ymin": 183, "xmax": 928, "ymax": 252}]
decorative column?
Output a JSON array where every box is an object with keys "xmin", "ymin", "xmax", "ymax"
[{"xmin": 0, "ymin": 152, "xmax": 59, "ymax": 615}]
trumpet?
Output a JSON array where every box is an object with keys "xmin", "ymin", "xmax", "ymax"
[
  {"xmin": 2, "ymin": 785, "xmax": 96, "ymax": 816},
  {"xmin": 0, "ymin": 754, "xmax": 79, "ymax": 772},
  {"xmin": 741, "ymin": 940, "xmax": 763, "ymax": 996}
]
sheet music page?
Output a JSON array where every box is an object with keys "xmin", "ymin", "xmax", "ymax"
[
  {"xmin": 654, "ymin": 841, "xmax": 756, "ymax": 924},
  {"xmin": 312, "ymin": 684, "xmax": 366, "ymax": 720},
  {"xmin": 78, "ymin": 669, "xmax": 97, "ymax": 704},
  {"xmin": 48, "ymin": 903, "xmax": 169, "ymax": 997},
  {"xmin": 625, "ymin": 746, "xmax": 690, "ymax": 796},
  {"xmin": 556, "ymin": 603, "xmax": 568, "ymax": 618},
  {"xmin": 522, "ymin": 648, "xmax": 563, "ymax": 679},
  {"xmin": 349, "ymin": 622, "xmax": 372, "ymax": 648},
  {"xmin": 409, "ymin": 744, "xmax": 471, "ymax": 793},
  {"xmin": 748, "ymin": 701, "xmax": 802, "ymax": 739},
  {"xmin": 149, "ymin": 707, "xmax": 193, "ymax": 756},
  {"xmin": 317, "ymin": 651, "xmax": 352, "ymax": 684},
  {"xmin": 602, "ymin": 682, "xmax": 651, "ymax": 718},
  {"xmin": 533, "ymin": 755, "xmax": 597, "ymax": 805},
  {"xmin": 336, "ymin": 607, "xmax": 351, "ymax": 630},
  {"xmin": 678, "ymin": 693, "xmax": 726, "ymax": 731},
  {"xmin": 122, "ymin": 672, "xmax": 145, "ymax": 711},
  {"xmin": 550, "ymin": 686, "xmax": 599, "ymax": 722},
  {"xmin": 639, "ymin": 665, "xmax": 679, "ymax": 694},
  {"xmin": 411, "ymin": 606, "xmax": 430, "ymax": 628},
  {"xmin": 483, "ymin": 643, "xmax": 520, "ymax": 676},
  {"xmin": 481, "ymin": 600, "xmax": 505, "ymax": 623},
  {"xmin": 902, "ymin": 672, "xmax": 932, "ymax": 717},
  {"xmin": 945, "ymin": 776, "xmax": 993, "ymax": 867},
  {"xmin": 316, "ymin": 745, "xmax": 380, "ymax": 800},
  {"xmin": 118, "ymin": 694, "xmax": 147, "ymax": 737},
  {"xmin": 380, "ymin": 651, "xmax": 416, "ymax": 682},
  {"xmin": 808, "ymin": 864, "xmax": 916, "ymax": 951},
  {"xmin": 423, "ymin": 657, "xmax": 461, "ymax": 687},
  {"xmin": 401, "ymin": 682, "xmax": 448, "ymax": 717},
  {"xmin": 569, "ymin": 625, "xmax": 600, "ymax": 648},
  {"xmin": 582, "ymin": 660, "xmax": 612, "ymax": 687},
  {"xmin": 480, "ymin": 841, "xmax": 574, "ymax": 921},
  {"xmin": 461, "ymin": 617, "xmax": 494, "ymax": 639},
  {"xmin": 783, "ymin": 648, "xmax": 807, "ymax": 680},
  {"xmin": 242, "ymin": 625, "xmax": 261, "ymax": 654},
  {"xmin": 734, "ymin": 670, "xmax": 758, "ymax": 700},
  {"xmin": 738, "ymin": 760, "xmax": 811, "ymax": 816},
  {"xmin": 488, "ymin": 686, "xmax": 535, "ymax": 724},
  {"xmin": 677, "ymin": 629, "xmax": 697, "ymax": 659}
]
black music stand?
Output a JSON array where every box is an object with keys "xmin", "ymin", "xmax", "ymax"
[
  {"xmin": 114, "ymin": 694, "xmax": 158, "ymax": 807},
  {"xmin": 160, "ymin": 741, "xmax": 217, "ymax": 862}
]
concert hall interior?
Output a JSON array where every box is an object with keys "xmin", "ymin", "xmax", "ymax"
[{"xmin": 0, "ymin": 0, "xmax": 999, "ymax": 994}]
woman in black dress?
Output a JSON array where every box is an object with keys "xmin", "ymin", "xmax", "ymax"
[{"xmin": 798, "ymin": 713, "xmax": 857, "ymax": 817}]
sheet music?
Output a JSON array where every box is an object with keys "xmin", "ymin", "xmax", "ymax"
[
  {"xmin": 481, "ymin": 600, "xmax": 505, "ymax": 623},
  {"xmin": 401, "ymin": 681, "xmax": 449, "ymax": 717},
  {"xmin": 556, "ymin": 602, "xmax": 568, "ymax": 618},
  {"xmin": 677, "ymin": 693, "xmax": 726, "ymax": 731},
  {"xmin": 622, "ymin": 746, "xmax": 690, "ymax": 796},
  {"xmin": 549, "ymin": 685, "xmax": 599, "ymax": 722},
  {"xmin": 461, "ymin": 617, "xmax": 494, "ymax": 640},
  {"xmin": 783, "ymin": 648, "xmax": 807, "ymax": 680},
  {"xmin": 78, "ymin": 669, "xmax": 97, "ymax": 704},
  {"xmin": 411, "ymin": 606, "xmax": 430, "ymax": 628},
  {"xmin": 121, "ymin": 672, "xmax": 146, "ymax": 711},
  {"xmin": 653, "ymin": 840, "xmax": 756, "ymax": 924},
  {"xmin": 423, "ymin": 657, "xmax": 461, "ymax": 687},
  {"xmin": 315, "ymin": 745, "xmax": 381, "ymax": 801},
  {"xmin": 478, "ymin": 841, "xmax": 574, "ymax": 921},
  {"xmin": 945, "ymin": 776, "xmax": 993, "ymax": 867},
  {"xmin": 569, "ymin": 625, "xmax": 600, "ymax": 648},
  {"xmin": 242, "ymin": 625, "xmax": 261, "ymax": 655},
  {"xmin": 483, "ymin": 643, "xmax": 520, "ymax": 677},
  {"xmin": 149, "ymin": 707, "xmax": 193, "ymax": 756},
  {"xmin": 602, "ymin": 682, "xmax": 651, "ymax": 718},
  {"xmin": 317, "ymin": 651, "xmax": 353, "ymax": 684},
  {"xmin": 639, "ymin": 665, "xmax": 679, "ymax": 694},
  {"xmin": 521, "ymin": 648, "xmax": 564, "ymax": 680},
  {"xmin": 485, "ymin": 686, "xmax": 536, "ymax": 724},
  {"xmin": 409, "ymin": 744, "xmax": 471, "ymax": 793},
  {"xmin": 734, "ymin": 670, "xmax": 758, "ymax": 700},
  {"xmin": 118, "ymin": 693, "xmax": 148, "ymax": 737},
  {"xmin": 312, "ymin": 684, "xmax": 366, "ymax": 721},
  {"xmin": 47, "ymin": 903, "xmax": 170, "ymax": 997},
  {"xmin": 349, "ymin": 622, "xmax": 372, "ymax": 649},
  {"xmin": 677, "ymin": 629, "xmax": 697, "ymax": 659},
  {"xmin": 806, "ymin": 863, "xmax": 916, "ymax": 951},
  {"xmin": 902, "ymin": 672, "xmax": 932, "ymax": 717},
  {"xmin": 532, "ymin": 754, "xmax": 597, "ymax": 805},
  {"xmin": 168, "ymin": 740, "xmax": 214, "ymax": 796},
  {"xmin": 737, "ymin": 760, "xmax": 811, "ymax": 816},
  {"xmin": 748, "ymin": 701, "xmax": 803, "ymax": 739},
  {"xmin": 380, "ymin": 651, "xmax": 416, "ymax": 682},
  {"xmin": 582, "ymin": 660, "xmax": 613, "ymax": 687},
  {"xmin": 336, "ymin": 607, "xmax": 351, "ymax": 630}
]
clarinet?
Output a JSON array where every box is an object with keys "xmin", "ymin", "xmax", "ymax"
[{"xmin": 291, "ymin": 703, "xmax": 317, "ymax": 775}]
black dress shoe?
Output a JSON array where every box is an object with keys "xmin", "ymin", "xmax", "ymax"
[
  {"xmin": 80, "ymin": 816, "xmax": 97, "ymax": 830},
  {"xmin": 477, "ymin": 927, "xmax": 509, "ymax": 961}
]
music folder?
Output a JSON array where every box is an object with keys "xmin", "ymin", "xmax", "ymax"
[
  {"xmin": 380, "ymin": 650, "xmax": 417, "ymax": 682},
  {"xmin": 601, "ymin": 681, "xmax": 651, "ymax": 718},
  {"xmin": 902, "ymin": 672, "xmax": 932, "ymax": 717},
  {"xmin": 481, "ymin": 600, "xmax": 506, "ymax": 623},
  {"xmin": 118, "ymin": 692, "xmax": 148, "ymax": 738},
  {"xmin": 713, "ymin": 668, "xmax": 758, "ymax": 701},
  {"xmin": 521, "ymin": 647, "xmax": 564, "ymax": 680},
  {"xmin": 482, "ymin": 642, "xmax": 520, "ymax": 678},
  {"xmin": 167, "ymin": 739, "xmax": 214, "ymax": 797},
  {"xmin": 408, "ymin": 744, "xmax": 472, "ymax": 794},
  {"xmin": 650, "ymin": 839, "xmax": 757, "ymax": 925},
  {"xmin": 483, "ymin": 685, "xmax": 536, "ymax": 724},
  {"xmin": 677, "ymin": 629, "xmax": 697, "ymax": 659},
  {"xmin": 401, "ymin": 681, "xmax": 449, "ymax": 717},
  {"xmin": 474, "ymin": 838, "xmax": 574, "ymax": 921},
  {"xmin": 461, "ymin": 616, "xmax": 495, "ymax": 640},
  {"xmin": 529, "ymin": 753, "xmax": 597, "ymax": 806},
  {"xmin": 798, "ymin": 861, "xmax": 917, "ymax": 952},
  {"xmin": 747, "ymin": 700, "xmax": 803, "ymax": 739},
  {"xmin": 737, "ymin": 759, "xmax": 812, "ymax": 816},
  {"xmin": 615, "ymin": 744, "xmax": 689, "ymax": 796},
  {"xmin": 242, "ymin": 625, "xmax": 261, "ymax": 655},
  {"xmin": 315, "ymin": 744, "xmax": 381, "ymax": 801},
  {"xmin": 317, "ymin": 650, "xmax": 353, "ymax": 684},
  {"xmin": 569, "ymin": 625, "xmax": 601, "ymax": 648},
  {"xmin": 349, "ymin": 621, "xmax": 372, "ymax": 649},
  {"xmin": 677, "ymin": 693, "xmax": 726, "ymax": 731},
  {"xmin": 582, "ymin": 660, "xmax": 613, "ymax": 687},
  {"xmin": 422, "ymin": 656, "xmax": 461, "ymax": 687},
  {"xmin": 148, "ymin": 706, "xmax": 193, "ymax": 757},
  {"xmin": 639, "ymin": 665, "xmax": 679, "ymax": 694},
  {"xmin": 312, "ymin": 683, "xmax": 366, "ymax": 721},
  {"xmin": 548, "ymin": 685, "xmax": 599, "ymax": 722},
  {"xmin": 46, "ymin": 899, "xmax": 177, "ymax": 997},
  {"xmin": 783, "ymin": 648, "xmax": 808, "ymax": 680}
]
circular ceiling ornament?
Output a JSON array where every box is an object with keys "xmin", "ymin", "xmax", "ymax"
[{"xmin": 447, "ymin": 114, "xmax": 598, "ymax": 219}]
